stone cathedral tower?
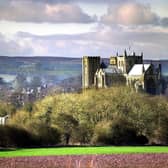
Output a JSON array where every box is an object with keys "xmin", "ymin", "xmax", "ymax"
[
  {"xmin": 82, "ymin": 56, "xmax": 100, "ymax": 89},
  {"xmin": 109, "ymin": 50, "xmax": 143, "ymax": 74}
]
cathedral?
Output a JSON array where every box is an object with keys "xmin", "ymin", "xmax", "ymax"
[{"xmin": 82, "ymin": 50, "xmax": 162, "ymax": 95}]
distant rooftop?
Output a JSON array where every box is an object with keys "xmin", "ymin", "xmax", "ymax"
[{"xmin": 104, "ymin": 65, "xmax": 122, "ymax": 74}]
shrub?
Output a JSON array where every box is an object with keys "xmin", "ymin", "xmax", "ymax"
[
  {"xmin": 92, "ymin": 121, "xmax": 112, "ymax": 145},
  {"xmin": 110, "ymin": 118, "xmax": 139, "ymax": 145},
  {"xmin": 0, "ymin": 126, "xmax": 36, "ymax": 147},
  {"xmin": 92, "ymin": 118, "xmax": 148, "ymax": 145},
  {"xmin": 35, "ymin": 124, "xmax": 61, "ymax": 146},
  {"xmin": 0, "ymin": 125, "xmax": 61, "ymax": 147},
  {"xmin": 73, "ymin": 122, "xmax": 93, "ymax": 144}
]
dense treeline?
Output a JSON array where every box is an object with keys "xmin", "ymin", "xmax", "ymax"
[{"xmin": 1, "ymin": 86, "xmax": 168, "ymax": 147}]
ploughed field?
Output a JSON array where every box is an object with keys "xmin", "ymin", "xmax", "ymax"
[
  {"xmin": 1, "ymin": 147, "xmax": 168, "ymax": 168},
  {"xmin": 0, "ymin": 154, "xmax": 168, "ymax": 168}
]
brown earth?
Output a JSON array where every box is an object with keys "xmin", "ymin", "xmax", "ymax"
[{"xmin": 0, "ymin": 154, "xmax": 168, "ymax": 168}]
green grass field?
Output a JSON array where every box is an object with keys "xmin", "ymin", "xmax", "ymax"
[{"xmin": 1, "ymin": 146, "xmax": 168, "ymax": 158}]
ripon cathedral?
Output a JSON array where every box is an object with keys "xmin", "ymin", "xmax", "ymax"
[{"xmin": 82, "ymin": 50, "xmax": 162, "ymax": 95}]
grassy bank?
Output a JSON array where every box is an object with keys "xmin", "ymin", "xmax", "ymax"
[{"xmin": 1, "ymin": 146, "xmax": 168, "ymax": 158}]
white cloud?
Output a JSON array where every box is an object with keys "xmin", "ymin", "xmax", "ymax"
[
  {"xmin": 16, "ymin": 0, "xmax": 130, "ymax": 4},
  {"xmin": 2, "ymin": 25, "xmax": 166, "ymax": 59},
  {"xmin": 0, "ymin": 33, "xmax": 33, "ymax": 56},
  {"xmin": 0, "ymin": 1, "xmax": 95, "ymax": 23},
  {"xmin": 101, "ymin": 2, "xmax": 159, "ymax": 26},
  {"xmin": 0, "ymin": 0, "xmax": 167, "ymax": 59}
]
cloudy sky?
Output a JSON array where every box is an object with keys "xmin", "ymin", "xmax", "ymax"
[{"xmin": 0, "ymin": 0, "xmax": 168, "ymax": 59}]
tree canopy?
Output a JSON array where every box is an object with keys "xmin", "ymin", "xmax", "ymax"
[{"xmin": 2, "ymin": 86, "xmax": 168, "ymax": 146}]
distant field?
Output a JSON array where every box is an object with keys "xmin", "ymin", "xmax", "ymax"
[{"xmin": 1, "ymin": 146, "xmax": 168, "ymax": 158}]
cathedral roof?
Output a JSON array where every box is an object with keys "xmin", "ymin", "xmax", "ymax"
[
  {"xmin": 104, "ymin": 65, "xmax": 122, "ymax": 74},
  {"xmin": 128, "ymin": 64, "xmax": 150, "ymax": 76}
]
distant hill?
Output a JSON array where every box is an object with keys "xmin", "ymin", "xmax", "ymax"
[
  {"xmin": 0, "ymin": 56, "xmax": 82, "ymax": 85},
  {"xmin": 0, "ymin": 56, "xmax": 167, "ymax": 86}
]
